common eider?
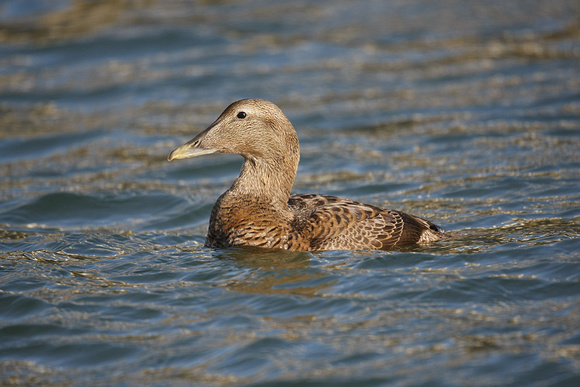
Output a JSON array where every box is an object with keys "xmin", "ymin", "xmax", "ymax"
[{"xmin": 168, "ymin": 99, "xmax": 444, "ymax": 251}]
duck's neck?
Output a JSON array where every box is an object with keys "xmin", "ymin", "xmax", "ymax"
[{"xmin": 226, "ymin": 155, "xmax": 298, "ymax": 209}]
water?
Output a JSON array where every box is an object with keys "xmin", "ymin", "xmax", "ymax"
[{"xmin": 1, "ymin": 0, "xmax": 580, "ymax": 385}]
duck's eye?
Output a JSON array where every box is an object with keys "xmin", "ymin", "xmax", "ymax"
[{"xmin": 237, "ymin": 111, "xmax": 247, "ymax": 119}]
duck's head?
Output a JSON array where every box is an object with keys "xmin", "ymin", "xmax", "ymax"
[{"xmin": 168, "ymin": 99, "xmax": 299, "ymax": 167}]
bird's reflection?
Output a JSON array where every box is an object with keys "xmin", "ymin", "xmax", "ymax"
[{"xmin": 212, "ymin": 247, "xmax": 336, "ymax": 296}]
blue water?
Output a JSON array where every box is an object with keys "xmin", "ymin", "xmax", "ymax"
[{"xmin": 1, "ymin": 0, "xmax": 580, "ymax": 385}]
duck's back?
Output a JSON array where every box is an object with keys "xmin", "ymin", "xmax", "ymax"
[{"xmin": 287, "ymin": 194, "xmax": 443, "ymax": 251}]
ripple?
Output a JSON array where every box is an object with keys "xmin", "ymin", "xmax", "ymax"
[{"xmin": 0, "ymin": 191, "xmax": 198, "ymax": 231}]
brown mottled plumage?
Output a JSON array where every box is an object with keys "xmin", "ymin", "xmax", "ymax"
[{"xmin": 168, "ymin": 99, "xmax": 444, "ymax": 251}]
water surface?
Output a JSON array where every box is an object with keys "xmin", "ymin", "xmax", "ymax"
[{"xmin": 1, "ymin": 0, "xmax": 580, "ymax": 385}]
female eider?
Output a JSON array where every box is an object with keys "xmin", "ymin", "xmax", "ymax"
[{"xmin": 168, "ymin": 99, "xmax": 444, "ymax": 251}]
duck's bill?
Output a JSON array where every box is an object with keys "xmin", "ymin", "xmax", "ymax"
[{"xmin": 167, "ymin": 142, "xmax": 220, "ymax": 161}]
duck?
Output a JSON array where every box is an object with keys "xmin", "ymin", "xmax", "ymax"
[{"xmin": 168, "ymin": 99, "xmax": 444, "ymax": 251}]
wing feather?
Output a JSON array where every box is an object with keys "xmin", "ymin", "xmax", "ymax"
[{"xmin": 288, "ymin": 194, "xmax": 433, "ymax": 250}]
